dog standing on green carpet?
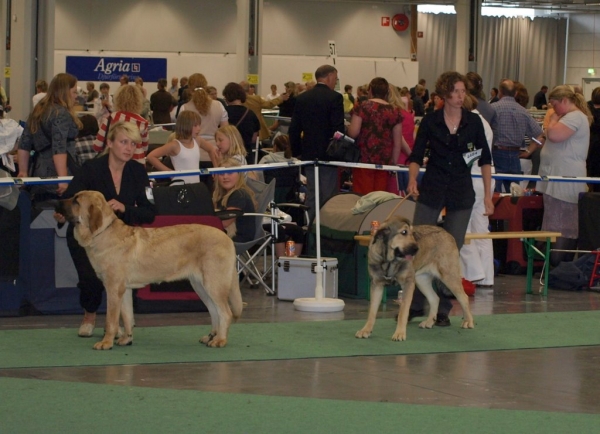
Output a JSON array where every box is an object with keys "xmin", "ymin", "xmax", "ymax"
[{"xmin": 355, "ymin": 216, "xmax": 474, "ymax": 341}]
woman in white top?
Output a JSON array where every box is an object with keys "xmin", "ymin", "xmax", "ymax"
[
  {"xmin": 459, "ymin": 94, "xmax": 496, "ymax": 287},
  {"xmin": 172, "ymin": 73, "xmax": 228, "ymax": 163},
  {"xmin": 537, "ymin": 85, "xmax": 592, "ymax": 265},
  {"xmin": 147, "ymin": 111, "xmax": 202, "ymax": 184}
]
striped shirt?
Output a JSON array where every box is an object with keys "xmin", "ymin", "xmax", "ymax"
[{"xmin": 93, "ymin": 111, "xmax": 149, "ymax": 163}]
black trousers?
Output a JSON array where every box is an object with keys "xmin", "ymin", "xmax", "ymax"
[{"xmin": 66, "ymin": 224, "xmax": 105, "ymax": 313}]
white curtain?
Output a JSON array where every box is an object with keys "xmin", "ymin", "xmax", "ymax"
[
  {"xmin": 418, "ymin": 13, "xmax": 567, "ymax": 104},
  {"xmin": 417, "ymin": 12, "xmax": 457, "ymax": 93}
]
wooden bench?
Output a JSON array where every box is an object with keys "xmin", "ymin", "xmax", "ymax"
[{"xmin": 354, "ymin": 231, "xmax": 561, "ymax": 297}]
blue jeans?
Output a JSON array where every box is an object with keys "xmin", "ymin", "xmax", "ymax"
[{"xmin": 492, "ymin": 149, "xmax": 522, "ymax": 193}]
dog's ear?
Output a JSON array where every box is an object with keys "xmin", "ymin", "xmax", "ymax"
[
  {"xmin": 373, "ymin": 226, "xmax": 391, "ymax": 244},
  {"xmin": 88, "ymin": 203, "xmax": 103, "ymax": 235},
  {"xmin": 411, "ymin": 226, "xmax": 421, "ymax": 242}
]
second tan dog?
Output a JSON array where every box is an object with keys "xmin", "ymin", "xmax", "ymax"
[
  {"xmin": 59, "ymin": 190, "xmax": 243, "ymax": 350},
  {"xmin": 356, "ymin": 216, "xmax": 474, "ymax": 341}
]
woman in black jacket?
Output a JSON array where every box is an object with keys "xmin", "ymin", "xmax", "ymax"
[{"xmin": 55, "ymin": 121, "xmax": 155, "ymax": 337}]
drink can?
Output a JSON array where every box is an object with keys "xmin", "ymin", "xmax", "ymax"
[
  {"xmin": 370, "ymin": 220, "xmax": 380, "ymax": 236},
  {"xmin": 285, "ymin": 241, "xmax": 296, "ymax": 257}
]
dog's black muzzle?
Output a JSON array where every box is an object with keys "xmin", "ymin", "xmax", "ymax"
[{"xmin": 394, "ymin": 243, "xmax": 418, "ymax": 259}]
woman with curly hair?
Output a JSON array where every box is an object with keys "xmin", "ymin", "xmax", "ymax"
[
  {"xmin": 406, "ymin": 71, "xmax": 494, "ymax": 326},
  {"xmin": 17, "ymin": 72, "xmax": 83, "ymax": 199},
  {"xmin": 93, "ymin": 84, "xmax": 149, "ymax": 164}
]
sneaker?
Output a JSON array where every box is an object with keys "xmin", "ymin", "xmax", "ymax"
[
  {"xmin": 435, "ymin": 312, "xmax": 451, "ymax": 327},
  {"xmin": 78, "ymin": 311, "xmax": 96, "ymax": 337}
]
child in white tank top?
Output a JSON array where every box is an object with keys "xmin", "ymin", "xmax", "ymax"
[{"xmin": 147, "ymin": 111, "xmax": 203, "ymax": 184}]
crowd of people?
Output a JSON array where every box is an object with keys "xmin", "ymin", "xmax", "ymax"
[{"xmin": 2, "ymin": 65, "xmax": 600, "ymax": 333}]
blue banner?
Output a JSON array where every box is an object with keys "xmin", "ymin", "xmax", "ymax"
[{"xmin": 66, "ymin": 56, "xmax": 167, "ymax": 82}]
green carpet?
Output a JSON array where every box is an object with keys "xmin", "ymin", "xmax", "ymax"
[
  {"xmin": 1, "ymin": 377, "xmax": 599, "ymax": 433},
  {"xmin": 1, "ymin": 311, "xmax": 599, "ymax": 369}
]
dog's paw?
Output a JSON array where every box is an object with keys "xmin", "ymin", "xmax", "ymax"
[
  {"xmin": 200, "ymin": 332, "xmax": 216, "ymax": 345},
  {"xmin": 418, "ymin": 318, "xmax": 435, "ymax": 329},
  {"xmin": 93, "ymin": 340, "xmax": 114, "ymax": 350},
  {"xmin": 461, "ymin": 319, "xmax": 475, "ymax": 329},
  {"xmin": 391, "ymin": 331, "xmax": 407, "ymax": 341},
  {"xmin": 206, "ymin": 338, "xmax": 227, "ymax": 348},
  {"xmin": 116, "ymin": 335, "xmax": 133, "ymax": 346},
  {"xmin": 355, "ymin": 329, "xmax": 372, "ymax": 339}
]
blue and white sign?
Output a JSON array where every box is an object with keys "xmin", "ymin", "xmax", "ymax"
[{"xmin": 66, "ymin": 56, "xmax": 167, "ymax": 82}]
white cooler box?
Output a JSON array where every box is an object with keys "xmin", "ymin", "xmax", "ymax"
[{"xmin": 277, "ymin": 257, "xmax": 338, "ymax": 301}]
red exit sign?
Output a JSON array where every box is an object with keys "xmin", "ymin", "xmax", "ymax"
[{"xmin": 381, "ymin": 16, "xmax": 390, "ymax": 26}]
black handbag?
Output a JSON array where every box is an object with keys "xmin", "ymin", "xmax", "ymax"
[
  {"xmin": 152, "ymin": 180, "xmax": 215, "ymax": 216},
  {"xmin": 326, "ymin": 135, "xmax": 360, "ymax": 163}
]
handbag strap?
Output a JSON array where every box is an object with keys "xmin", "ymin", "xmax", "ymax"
[{"xmin": 235, "ymin": 109, "xmax": 249, "ymax": 127}]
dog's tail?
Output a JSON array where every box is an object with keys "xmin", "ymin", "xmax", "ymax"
[{"xmin": 229, "ymin": 273, "xmax": 243, "ymax": 321}]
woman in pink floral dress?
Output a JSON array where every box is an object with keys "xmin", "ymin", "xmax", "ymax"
[{"xmin": 347, "ymin": 77, "xmax": 404, "ymax": 195}]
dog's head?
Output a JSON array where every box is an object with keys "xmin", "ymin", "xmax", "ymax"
[
  {"xmin": 369, "ymin": 216, "xmax": 419, "ymax": 264},
  {"xmin": 56, "ymin": 191, "xmax": 117, "ymax": 246}
]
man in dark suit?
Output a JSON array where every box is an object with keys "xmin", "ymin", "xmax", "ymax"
[
  {"xmin": 289, "ymin": 64, "xmax": 345, "ymax": 223},
  {"xmin": 533, "ymin": 85, "xmax": 548, "ymax": 109}
]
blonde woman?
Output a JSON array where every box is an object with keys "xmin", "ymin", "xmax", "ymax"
[
  {"xmin": 538, "ymin": 85, "xmax": 592, "ymax": 265},
  {"xmin": 93, "ymin": 84, "xmax": 149, "ymax": 164},
  {"xmin": 55, "ymin": 121, "xmax": 155, "ymax": 337},
  {"xmin": 17, "ymin": 73, "xmax": 83, "ymax": 199}
]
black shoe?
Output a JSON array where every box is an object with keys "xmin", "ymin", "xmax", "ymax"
[
  {"xmin": 407, "ymin": 309, "xmax": 425, "ymax": 322},
  {"xmin": 435, "ymin": 313, "xmax": 451, "ymax": 327}
]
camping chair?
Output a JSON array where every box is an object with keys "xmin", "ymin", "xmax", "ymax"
[
  {"xmin": 228, "ymin": 178, "xmax": 279, "ymax": 295},
  {"xmin": 264, "ymin": 166, "xmax": 309, "ymax": 229}
]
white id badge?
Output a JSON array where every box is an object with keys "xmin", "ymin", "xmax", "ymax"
[
  {"xmin": 463, "ymin": 149, "xmax": 482, "ymax": 167},
  {"xmin": 145, "ymin": 186, "xmax": 155, "ymax": 204}
]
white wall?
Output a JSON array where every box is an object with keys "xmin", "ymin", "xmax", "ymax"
[{"xmin": 53, "ymin": 0, "xmax": 417, "ymax": 97}]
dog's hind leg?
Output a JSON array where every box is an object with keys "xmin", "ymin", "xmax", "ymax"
[
  {"xmin": 415, "ymin": 273, "xmax": 439, "ymax": 329},
  {"xmin": 355, "ymin": 280, "xmax": 385, "ymax": 339},
  {"xmin": 441, "ymin": 274, "xmax": 474, "ymax": 329},
  {"xmin": 191, "ymin": 277, "xmax": 233, "ymax": 348},
  {"xmin": 116, "ymin": 288, "xmax": 134, "ymax": 346}
]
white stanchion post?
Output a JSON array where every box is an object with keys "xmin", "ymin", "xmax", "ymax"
[{"xmin": 294, "ymin": 163, "xmax": 345, "ymax": 312}]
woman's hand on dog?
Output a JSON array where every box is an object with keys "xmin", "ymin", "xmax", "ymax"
[
  {"xmin": 107, "ymin": 199, "xmax": 125, "ymax": 213},
  {"xmin": 54, "ymin": 212, "xmax": 66, "ymax": 224}
]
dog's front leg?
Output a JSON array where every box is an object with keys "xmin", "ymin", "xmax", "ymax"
[
  {"xmin": 356, "ymin": 280, "xmax": 385, "ymax": 339},
  {"xmin": 415, "ymin": 274, "xmax": 438, "ymax": 329},
  {"xmin": 116, "ymin": 288, "xmax": 134, "ymax": 346},
  {"xmin": 392, "ymin": 273, "xmax": 416, "ymax": 341},
  {"xmin": 93, "ymin": 283, "xmax": 125, "ymax": 350}
]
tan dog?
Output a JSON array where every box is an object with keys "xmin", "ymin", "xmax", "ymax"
[
  {"xmin": 356, "ymin": 216, "xmax": 474, "ymax": 341},
  {"xmin": 59, "ymin": 190, "xmax": 242, "ymax": 350}
]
